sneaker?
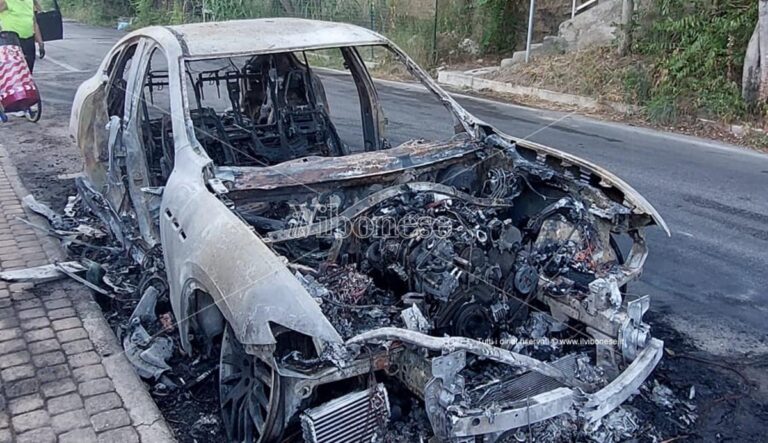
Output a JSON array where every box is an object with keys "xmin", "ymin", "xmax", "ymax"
[{"xmin": 9, "ymin": 111, "xmax": 26, "ymax": 117}]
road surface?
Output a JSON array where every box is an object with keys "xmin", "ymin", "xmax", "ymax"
[{"xmin": 12, "ymin": 20, "xmax": 768, "ymax": 355}]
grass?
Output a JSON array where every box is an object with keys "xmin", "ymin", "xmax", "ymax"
[
  {"xmin": 486, "ymin": 47, "xmax": 647, "ymax": 104},
  {"xmin": 743, "ymin": 130, "xmax": 768, "ymax": 151},
  {"xmin": 58, "ymin": 0, "xmax": 130, "ymax": 27},
  {"xmin": 483, "ymin": 46, "xmax": 766, "ymax": 129}
]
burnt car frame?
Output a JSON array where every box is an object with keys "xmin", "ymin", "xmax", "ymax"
[{"xmin": 70, "ymin": 18, "xmax": 668, "ymax": 442}]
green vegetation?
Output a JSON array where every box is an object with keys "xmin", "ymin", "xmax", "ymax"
[
  {"xmin": 56, "ymin": 0, "xmax": 529, "ymax": 67},
  {"xmin": 492, "ymin": 0, "xmax": 764, "ymax": 126},
  {"xmin": 434, "ymin": 0, "xmax": 525, "ymax": 57},
  {"xmin": 58, "ymin": 0, "xmax": 132, "ymax": 26},
  {"xmin": 630, "ymin": 0, "xmax": 760, "ymax": 123},
  {"xmin": 58, "ymin": 0, "xmax": 763, "ymax": 128}
]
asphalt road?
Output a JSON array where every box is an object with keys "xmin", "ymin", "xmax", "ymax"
[{"xmin": 16, "ymin": 21, "xmax": 768, "ymax": 355}]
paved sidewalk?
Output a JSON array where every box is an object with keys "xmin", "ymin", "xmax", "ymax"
[{"xmin": 0, "ymin": 148, "xmax": 174, "ymax": 442}]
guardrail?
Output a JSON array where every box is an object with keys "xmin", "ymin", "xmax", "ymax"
[{"xmin": 571, "ymin": 0, "xmax": 599, "ymax": 18}]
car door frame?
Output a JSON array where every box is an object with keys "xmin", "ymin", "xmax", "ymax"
[
  {"xmin": 120, "ymin": 39, "xmax": 175, "ymax": 247},
  {"xmin": 117, "ymin": 32, "xmax": 196, "ymax": 253},
  {"xmin": 158, "ymin": 49, "xmax": 343, "ymax": 354},
  {"xmin": 71, "ymin": 37, "xmax": 146, "ymax": 219}
]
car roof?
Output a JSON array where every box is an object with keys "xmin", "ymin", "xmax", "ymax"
[{"xmin": 161, "ymin": 18, "xmax": 389, "ymax": 58}]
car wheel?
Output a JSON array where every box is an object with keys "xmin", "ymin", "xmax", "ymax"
[{"xmin": 220, "ymin": 326, "xmax": 284, "ymax": 442}]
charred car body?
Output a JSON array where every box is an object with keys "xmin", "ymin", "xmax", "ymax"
[{"xmin": 70, "ymin": 18, "xmax": 668, "ymax": 442}]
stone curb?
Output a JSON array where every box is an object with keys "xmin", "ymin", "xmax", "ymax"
[
  {"xmin": 437, "ymin": 70, "xmax": 642, "ymax": 115},
  {"xmin": 437, "ymin": 70, "xmax": 767, "ymax": 140},
  {"xmin": 0, "ymin": 144, "xmax": 176, "ymax": 443},
  {"xmin": 73, "ymin": 292, "xmax": 176, "ymax": 442}
]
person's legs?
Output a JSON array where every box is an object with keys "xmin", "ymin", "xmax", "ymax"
[{"xmin": 18, "ymin": 37, "xmax": 36, "ymax": 73}]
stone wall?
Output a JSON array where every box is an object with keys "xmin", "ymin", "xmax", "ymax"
[{"xmin": 557, "ymin": 0, "xmax": 622, "ymax": 51}]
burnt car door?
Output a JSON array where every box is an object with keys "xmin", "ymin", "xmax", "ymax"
[
  {"xmin": 73, "ymin": 39, "xmax": 143, "ymax": 209},
  {"xmin": 117, "ymin": 42, "xmax": 178, "ymax": 246}
]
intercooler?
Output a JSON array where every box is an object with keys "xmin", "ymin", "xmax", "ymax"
[{"xmin": 301, "ymin": 383, "xmax": 391, "ymax": 443}]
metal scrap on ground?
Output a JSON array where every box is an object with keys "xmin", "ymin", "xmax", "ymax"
[{"xmin": 0, "ymin": 261, "xmax": 86, "ymax": 283}]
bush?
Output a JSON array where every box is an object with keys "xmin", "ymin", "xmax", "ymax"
[
  {"xmin": 633, "ymin": 0, "xmax": 758, "ymax": 123},
  {"xmin": 57, "ymin": 0, "xmax": 536, "ymax": 68},
  {"xmin": 622, "ymin": 63, "xmax": 653, "ymax": 105},
  {"xmin": 58, "ymin": 0, "xmax": 133, "ymax": 25},
  {"xmin": 645, "ymin": 93, "xmax": 678, "ymax": 125}
]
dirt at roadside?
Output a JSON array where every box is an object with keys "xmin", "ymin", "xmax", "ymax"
[
  {"xmin": 443, "ymin": 47, "xmax": 768, "ymax": 152},
  {"xmin": 2, "ymin": 102, "xmax": 82, "ymax": 210},
  {"xmin": 483, "ymin": 47, "xmax": 639, "ymax": 104}
]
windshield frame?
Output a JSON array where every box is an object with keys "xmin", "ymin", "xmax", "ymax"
[{"xmin": 175, "ymin": 41, "xmax": 479, "ymax": 169}]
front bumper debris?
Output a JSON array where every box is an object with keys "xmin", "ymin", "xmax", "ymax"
[
  {"xmin": 342, "ymin": 327, "xmax": 663, "ymax": 439},
  {"xmin": 448, "ymin": 338, "xmax": 663, "ymax": 437}
]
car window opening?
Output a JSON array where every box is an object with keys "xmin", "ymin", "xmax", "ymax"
[
  {"xmin": 135, "ymin": 50, "xmax": 344, "ymax": 168},
  {"xmin": 137, "ymin": 45, "xmax": 459, "ymax": 168},
  {"xmin": 140, "ymin": 47, "xmax": 174, "ymax": 186}
]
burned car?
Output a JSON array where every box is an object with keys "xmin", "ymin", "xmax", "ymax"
[{"xmin": 70, "ymin": 18, "xmax": 668, "ymax": 442}]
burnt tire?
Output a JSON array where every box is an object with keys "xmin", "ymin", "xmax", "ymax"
[{"xmin": 219, "ymin": 326, "xmax": 284, "ymax": 443}]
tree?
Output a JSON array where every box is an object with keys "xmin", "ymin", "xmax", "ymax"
[
  {"xmin": 743, "ymin": 0, "xmax": 768, "ymax": 105},
  {"xmin": 618, "ymin": 0, "xmax": 634, "ymax": 56}
]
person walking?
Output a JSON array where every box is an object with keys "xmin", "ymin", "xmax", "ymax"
[{"xmin": 0, "ymin": 0, "xmax": 45, "ymax": 73}]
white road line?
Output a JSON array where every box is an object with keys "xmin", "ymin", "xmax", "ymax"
[
  {"xmin": 33, "ymin": 70, "xmax": 88, "ymax": 74},
  {"xmin": 40, "ymin": 55, "xmax": 82, "ymax": 73}
]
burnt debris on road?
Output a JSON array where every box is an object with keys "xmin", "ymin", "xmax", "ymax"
[
  {"xmin": 12, "ymin": 184, "xmax": 701, "ymax": 443},
  {"xmin": 14, "ymin": 189, "xmax": 768, "ymax": 442}
]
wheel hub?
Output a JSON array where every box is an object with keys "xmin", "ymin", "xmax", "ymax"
[{"xmin": 219, "ymin": 328, "xmax": 281, "ymax": 443}]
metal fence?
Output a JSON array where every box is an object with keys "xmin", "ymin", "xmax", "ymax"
[
  {"xmin": 198, "ymin": 0, "xmax": 577, "ymax": 65},
  {"xmin": 190, "ymin": 0, "xmax": 442, "ymax": 65},
  {"xmin": 82, "ymin": 0, "xmax": 574, "ymax": 66}
]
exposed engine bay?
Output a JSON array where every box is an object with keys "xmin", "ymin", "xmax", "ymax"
[{"xmin": 210, "ymin": 133, "xmax": 663, "ymax": 441}]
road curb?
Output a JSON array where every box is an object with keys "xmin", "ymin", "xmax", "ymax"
[
  {"xmin": 0, "ymin": 145, "xmax": 67, "ymax": 264},
  {"xmin": 0, "ymin": 143, "xmax": 176, "ymax": 443},
  {"xmin": 437, "ymin": 70, "xmax": 767, "ymax": 141},
  {"xmin": 437, "ymin": 70, "xmax": 642, "ymax": 115},
  {"xmin": 73, "ymin": 291, "xmax": 176, "ymax": 443},
  {"xmin": 697, "ymin": 117, "xmax": 766, "ymax": 140}
]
